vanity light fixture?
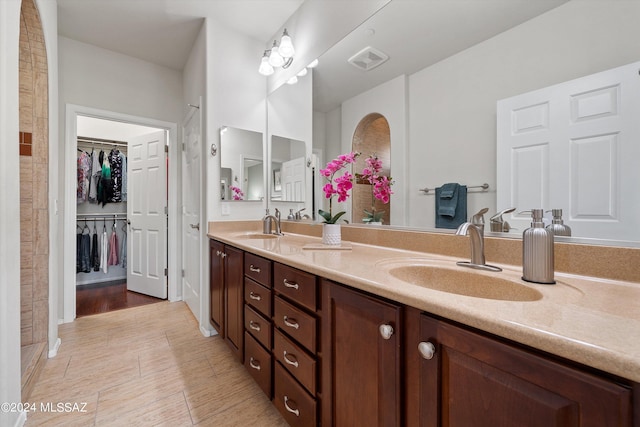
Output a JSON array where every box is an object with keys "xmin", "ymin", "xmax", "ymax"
[
  {"xmin": 287, "ymin": 76, "xmax": 298, "ymax": 85},
  {"xmin": 258, "ymin": 29, "xmax": 295, "ymax": 76}
]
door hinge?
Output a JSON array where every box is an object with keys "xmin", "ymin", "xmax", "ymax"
[
  {"xmin": 181, "ymin": 269, "xmax": 185, "ymax": 278},
  {"xmin": 164, "ymin": 206, "xmax": 168, "ymax": 215},
  {"xmin": 164, "ymin": 144, "xmax": 169, "ymax": 153},
  {"xmin": 164, "ymin": 268, "xmax": 168, "ymax": 277},
  {"xmin": 182, "ymin": 142, "xmax": 186, "ymax": 151}
]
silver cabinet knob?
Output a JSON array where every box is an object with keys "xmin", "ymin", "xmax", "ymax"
[
  {"xmin": 418, "ymin": 341, "xmax": 436, "ymax": 360},
  {"xmin": 379, "ymin": 324, "xmax": 394, "ymax": 340},
  {"xmin": 215, "ymin": 250, "xmax": 221, "ymax": 256}
]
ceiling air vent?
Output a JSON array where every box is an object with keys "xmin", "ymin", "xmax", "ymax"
[{"xmin": 347, "ymin": 46, "xmax": 389, "ymax": 71}]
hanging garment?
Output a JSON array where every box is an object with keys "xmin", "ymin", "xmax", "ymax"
[
  {"xmin": 108, "ymin": 230, "xmax": 118, "ymax": 266},
  {"xmin": 109, "ymin": 149, "xmax": 123, "ymax": 202},
  {"xmin": 76, "ymin": 230, "xmax": 82, "ymax": 273},
  {"xmin": 120, "ymin": 152, "xmax": 127, "ymax": 202},
  {"xmin": 120, "ymin": 227, "xmax": 127, "ymax": 270},
  {"xmin": 77, "ymin": 151, "xmax": 91, "ymax": 203},
  {"xmin": 88, "ymin": 150, "xmax": 101, "ymax": 203},
  {"xmin": 99, "ymin": 155, "xmax": 113, "ymax": 207},
  {"xmin": 100, "ymin": 227, "xmax": 108, "ymax": 273},
  {"xmin": 91, "ymin": 228, "xmax": 100, "ymax": 271},
  {"xmin": 80, "ymin": 231, "xmax": 91, "ymax": 273}
]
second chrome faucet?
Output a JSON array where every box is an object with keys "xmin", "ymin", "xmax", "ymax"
[{"xmin": 455, "ymin": 222, "xmax": 502, "ymax": 272}]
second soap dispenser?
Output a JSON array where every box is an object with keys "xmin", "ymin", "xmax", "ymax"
[
  {"xmin": 546, "ymin": 209, "xmax": 571, "ymax": 236},
  {"xmin": 522, "ymin": 209, "xmax": 555, "ymax": 284}
]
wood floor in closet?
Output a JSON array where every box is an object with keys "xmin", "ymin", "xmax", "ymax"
[
  {"xmin": 25, "ymin": 301, "xmax": 288, "ymax": 426},
  {"xmin": 76, "ymin": 282, "xmax": 162, "ymax": 317}
]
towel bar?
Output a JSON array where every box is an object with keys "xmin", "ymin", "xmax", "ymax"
[{"xmin": 420, "ymin": 183, "xmax": 489, "ymax": 194}]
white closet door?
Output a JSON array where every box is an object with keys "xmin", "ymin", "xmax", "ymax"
[
  {"xmin": 127, "ymin": 130, "xmax": 167, "ymax": 298},
  {"xmin": 497, "ymin": 61, "xmax": 640, "ymax": 241}
]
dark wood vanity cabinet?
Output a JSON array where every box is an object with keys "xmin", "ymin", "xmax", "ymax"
[
  {"xmin": 208, "ymin": 240, "xmax": 243, "ymax": 362},
  {"xmin": 405, "ymin": 308, "xmax": 635, "ymax": 427},
  {"xmin": 321, "ymin": 279, "xmax": 403, "ymax": 427}
]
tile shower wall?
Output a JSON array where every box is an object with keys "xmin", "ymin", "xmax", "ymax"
[{"xmin": 19, "ymin": 0, "xmax": 48, "ymax": 347}]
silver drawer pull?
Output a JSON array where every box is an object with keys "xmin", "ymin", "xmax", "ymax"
[
  {"xmin": 249, "ymin": 264, "xmax": 261, "ymax": 273},
  {"xmin": 283, "ymin": 279, "xmax": 299, "ymax": 290},
  {"xmin": 418, "ymin": 341, "xmax": 436, "ymax": 360},
  {"xmin": 216, "ymin": 250, "xmax": 221, "ymax": 256},
  {"xmin": 283, "ymin": 316, "xmax": 300, "ymax": 330},
  {"xmin": 284, "ymin": 396, "xmax": 300, "ymax": 417},
  {"xmin": 249, "ymin": 292, "xmax": 261, "ymax": 301},
  {"xmin": 249, "ymin": 357, "xmax": 261, "ymax": 371},
  {"xmin": 249, "ymin": 321, "xmax": 261, "ymax": 332},
  {"xmin": 283, "ymin": 351, "xmax": 299, "ymax": 368},
  {"xmin": 379, "ymin": 323, "xmax": 394, "ymax": 340}
]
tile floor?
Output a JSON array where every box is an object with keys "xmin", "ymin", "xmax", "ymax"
[{"xmin": 25, "ymin": 301, "xmax": 289, "ymax": 426}]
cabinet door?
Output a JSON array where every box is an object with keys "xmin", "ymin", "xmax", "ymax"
[
  {"xmin": 322, "ymin": 280, "xmax": 402, "ymax": 427},
  {"xmin": 209, "ymin": 240, "xmax": 224, "ymax": 337},
  {"xmin": 416, "ymin": 314, "xmax": 633, "ymax": 427},
  {"xmin": 224, "ymin": 245, "xmax": 244, "ymax": 362}
]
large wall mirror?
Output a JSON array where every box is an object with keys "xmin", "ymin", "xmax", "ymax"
[
  {"xmin": 306, "ymin": 0, "xmax": 640, "ymax": 246},
  {"xmin": 271, "ymin": 135, "xmax": 306, "ymax": 202},
  {"xmin": 220, "ymin": 126, "xmax": 264, "ymax": 201}
]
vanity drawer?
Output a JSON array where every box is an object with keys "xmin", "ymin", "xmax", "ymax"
[
  {"xmin": 274, "ymin": 363, "xmax": 316, "ymax": 427},
  {"xmin": 273, "ymin": 328, "xmax": 316, "ymax": 395},
  {"xmin": 244, "ymin": 332, "xmax": 272, "ymax": 398},
  {"xmin": 244, "ymin": 304, "xmax": 271, "ymax": 349},
  {"xmin": 274, "ymin": 263, "xmax": 317, "ymax": 312},
  {"xmin": 274, "ymin": 296, "xmax": 317, "ymax": 353},
  {"xmin": 245, "ymin": 252, "xmax": 272, "ymax": 287},
  {"xmin": 244, "ymin": 278, "xmax": 272, "ymax": 317}
]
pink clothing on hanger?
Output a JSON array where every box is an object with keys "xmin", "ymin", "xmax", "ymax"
[{"xmin": 108, "ymin": 231, "xmax": 118, "ymax": 266}]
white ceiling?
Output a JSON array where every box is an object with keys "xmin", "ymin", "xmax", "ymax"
[
  {"xmin": 57, "ymin": 0, "xmax": 305, "ymax": 70},
  {"xmin": 313, "ymin": 0, "xmax": 568, "ymax": 112}
]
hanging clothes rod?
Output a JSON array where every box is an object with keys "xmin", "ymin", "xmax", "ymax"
[
  {"xmin": 77, "ymin": 136, "xmax": 128, "ymax": 148},
  {"xmin": 76, "ymin": 213, "xmax": 127, "ymax": 218},
  {"xmin": 419, "ymin": 183, "xmax": 489, "ymax": 194}
]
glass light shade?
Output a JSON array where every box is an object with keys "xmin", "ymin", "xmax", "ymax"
[
  {"xmin": 278, "ymin": 29, "xmax": 295, "ymax": 58},
  {"xmin": 259, "ymin": 55, "xmax": 274, "ymax": 76},
  {"xmin": 297, "ymin": 67, "xmax": 308, "ymax": 77},
  {"xmin": 287, "ymin": 76, "xmax": 298, "ymax": 85},
  {"xmin": 268, "ymin": 41, "xmax": 285, "ymax": 67},
  {"xmin": 307, "ymin": 58, "xmax": 319, "ymax": 68}
]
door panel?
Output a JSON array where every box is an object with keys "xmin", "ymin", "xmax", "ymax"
[{"xmin": 127, "ymin": 130, "xmax": 167, "ymax": 299}]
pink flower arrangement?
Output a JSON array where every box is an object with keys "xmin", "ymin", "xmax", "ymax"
[
  {"xmin": 319, "ymin": 152, "xmax": 360, "ymax": 223},
  {"xmin": 361, "ymin": 154, "xmax": 394, "ymax": 223},
  {"xmin": 230, "ymin": 185, "xmax": 244, "ymax": 201}
]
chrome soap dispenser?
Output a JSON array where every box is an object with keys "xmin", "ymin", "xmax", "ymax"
[
  {"xmin": 522, "ymin": 209, "xmax": 555, "ymax": 284},
  {"xmin": 546, "ymin": 209, "xmax": 571, "ymax": 236}
]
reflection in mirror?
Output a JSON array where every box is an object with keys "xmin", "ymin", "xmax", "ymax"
[
  {"xmin": 220, "ymin": 126, "xmax": 264, "ymax": 201},
  {"xmin": 270, "ymin": 135, "xmax": 306, "ymax": 202},
  {"xmin": 310, "ymin": 0, "xmax": 640, "ymax": 246}
]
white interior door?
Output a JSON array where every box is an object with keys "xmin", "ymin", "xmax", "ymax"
[
  {"xmin": 497, "ymin": 60, "xmax": 640, "ymax": 241},
  {"xmin": 182, "ymin": 110, "xmax": 201, "ymax": 318},
  {"xmin": 127, "ymin": 130, "xmax": 167, "ymax": 298},
  {"xmin": 282, "ymin": 156, "xmax": 306, "ymax": 201}
]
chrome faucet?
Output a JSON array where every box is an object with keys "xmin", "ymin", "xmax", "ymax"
[
  {"xmin": 455, "ymin": 222, "xmax": 502, "ymax": 272},
  {"xmin": 471, "ymin": 208, "xmax": 489, "ymax": 235},
  {"xmin": 262, "ymin": 208, "xmax": 284, "ymax": 236}
]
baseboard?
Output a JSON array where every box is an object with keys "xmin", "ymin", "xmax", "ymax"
[
  {"xmin": 76, "ymin": 277, "xmax": 126, "ymax": 287},
  {"xmin": 48, "ymin": 338, "xmax": 61, "ymax": 358},
  {"xmin": 199, "ymin": 325, "xmax": 216, "ymax": 337},
  {"xmin": 12, "ymin": 410, "xmax": 27, "ymax": 427}
]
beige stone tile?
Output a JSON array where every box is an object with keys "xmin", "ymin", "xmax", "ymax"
[
  {"xmin": 32, "ymin": 117, "xmax": 48, "ymax": 163},
  {"xmin": 21, "ymin": 240, "xmax": 34, "ymax": 268},
  {"xmin": 32, "ymin": 299, "xmax": 48, "ymax": 342},
  {"xmin": 33, "ymin": 209, "xmax": 48, "ymax": 255},
  {"xmin": 32, "ymin": 255, "xmax": 48, "ymax": 299},
  {"xmin": 32, "ymin": 165, "xmax": 48, "ymax": 208},
  {"xmin": 194, "ymin": 392, "xmax": 288, "ymax": 427},
  {"xmin": 20, "ymin": 156, "xmax": 33, "ymax": 181},
  {"xmin": 24, "ymin": 395, "xmax": 98, "ymax": 427},
  {"xmin": 22, "ymin": 326, "xmax": 33, "ymax": 346}
]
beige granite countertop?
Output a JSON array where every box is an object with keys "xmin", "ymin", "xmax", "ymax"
[{"xmin": 208, "ymin": 221, "xmax": 640, "ymax": 384}]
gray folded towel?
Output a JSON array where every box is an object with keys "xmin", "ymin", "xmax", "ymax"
[{"xmin": 437, "ymin": 183, "xmax": 459, "ymax": 217}]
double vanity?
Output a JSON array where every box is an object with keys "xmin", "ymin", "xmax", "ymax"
[{"xmin": 208, "ymin": 220, "xmax": 639, "ymax": 426}]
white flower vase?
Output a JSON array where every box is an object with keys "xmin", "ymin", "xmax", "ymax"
[
  {"xmin": 322, "ymin": 224, "xmax": 342, "ymax": 245},
  {"xmin": 368, "ymin": 221, "xmax": 382, "ymax": 225}
]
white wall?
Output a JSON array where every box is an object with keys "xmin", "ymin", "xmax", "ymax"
[
  {"xmin": 407, "ymin": 0, "xmax": 640, "ymax": 228},
  {"xmin": 339, "ymin": 75, "xmax": 408, "ymax": 225},
  {"xmin": 0, "ymin": 2, "xmax": 23, "ymax": 424},
  {"xmin": 206, "ymin": 21, "xmax": 268, "ymax": 222}
]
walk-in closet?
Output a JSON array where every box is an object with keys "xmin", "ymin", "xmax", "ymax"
[{"xmin": 74, "ymin": 116, "xmax": 168, "ymax": 316}]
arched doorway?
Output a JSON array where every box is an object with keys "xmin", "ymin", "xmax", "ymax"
[{"xmin": 352, "ymin": 113, "xmax": 391, "ymax": 224}]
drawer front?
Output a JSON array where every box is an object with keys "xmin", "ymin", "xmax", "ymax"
[
  {"xmin": 274, "ymin": 363, "xmax": 316, "ymax": 427},
  {"xmin": 245, "ymin": 253, "xmax": 272, "ymax": 287},
  {"xmin": 244, "ymin": 304, "xmax": 272, "ymax": 349},
  {"xmin": 244, "ymin": 332, "xmax": 272, "ymax": 398},
  {"xmin": 274, "ymin": 263, "xmax": 317, "ymax": 312},
  {"xmin": 244, "ymin": 278, "xmax": 272, "ymax": 317},
  {"xmin": 274, "ymin": 297, "xmax": 317, "ymax": 353},
  {"xmin": 273, "ymin": 328, "xmax": 316, "ymax": 395}
]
